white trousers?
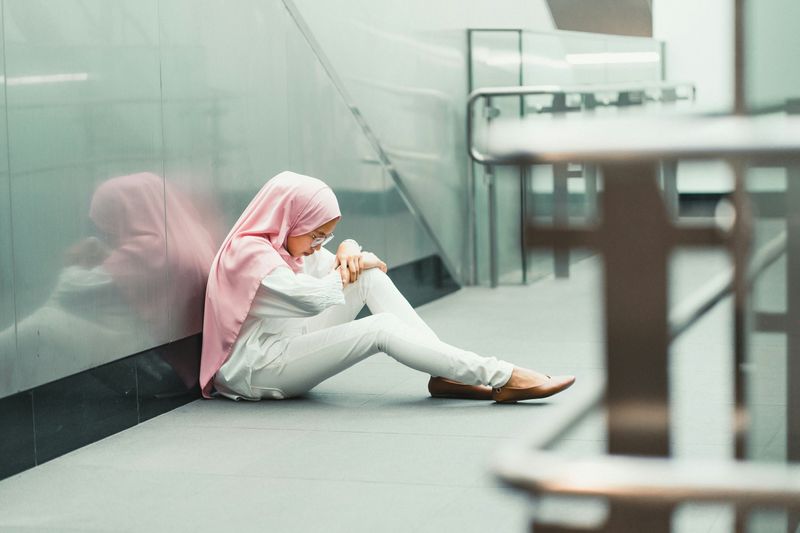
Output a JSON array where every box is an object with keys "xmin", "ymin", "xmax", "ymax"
[{"xmin": 248, "ymin": 268, "xmax": 514, "ymax": 399}]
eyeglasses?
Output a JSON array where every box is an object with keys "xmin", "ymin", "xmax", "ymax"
[{"xmin": 310, "ymin": 233, "xmax": 334, "ymax": 247}]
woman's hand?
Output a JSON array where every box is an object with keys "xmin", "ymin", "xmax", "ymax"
[
  {"xmin": 334, "ymin": 240, "xmax": 362, "ymax": 283},
  {"xmin": 360, "ymin": 252, "xmax": 387, "ymax": 273},
  {"xmin": 337, "ymin": 264, "xmax": 351, "ymax": 288}
]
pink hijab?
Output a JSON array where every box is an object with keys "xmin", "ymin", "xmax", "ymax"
[{"xmin": 199, "ymin": 171, "xmax": 341, "ymax": 397}]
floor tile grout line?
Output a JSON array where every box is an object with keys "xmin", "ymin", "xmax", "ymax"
[
  {"xmin": 77, "ymin": 422, "xmax": 538, "ymax": 441},
  {"xmin": 0, "ymin": 461, "xmax": 496, "ymax": 491}
]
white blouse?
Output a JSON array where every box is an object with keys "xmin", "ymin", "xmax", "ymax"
[{"xmin": 214, "ymin": 247, "xmax": 345, "ymax": 400}]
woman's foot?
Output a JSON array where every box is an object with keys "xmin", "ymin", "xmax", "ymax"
[
  {"xmin": 492, "ymin": 368, "xmax": 575, "ymax": 403},
  {"xmin": 428, "ymin": 376, "xmax": 494, "ymax": 400},
  {"xmin": 504, "ymin": 367, "xmax": 550, "ymax": 389}
]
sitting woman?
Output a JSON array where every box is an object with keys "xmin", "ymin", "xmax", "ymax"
[{"xmin": 199, "ymin": 171, "xmax": 575, "ymax": 403}]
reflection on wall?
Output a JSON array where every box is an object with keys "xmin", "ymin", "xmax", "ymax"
[
  {"xmin": 89, "ymin": 173, "xmax": 217, "ymax": 341},
  {"xmin": 2, "ymin": 0, "xmax": 168, "ymax": 398},
  {"xmin": 0, "ymin": 172, "xmax": 217, "ymax": 395},
  {"xmin": 0, "ymin": 3, "xmax": 15, "ymax": 397},
  {"xmin": 0, "ymin": 0, "xmax": 447, "ymax": 399}
]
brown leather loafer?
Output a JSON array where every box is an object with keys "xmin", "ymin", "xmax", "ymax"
[
  {"xmin": 428, "ymin": 376, "xmax": 494, "ymax": 400},
  {"xmin": 492, "ymin": 375, "xmax": 576, "ymax": 403}
]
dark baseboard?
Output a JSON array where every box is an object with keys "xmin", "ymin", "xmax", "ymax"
[
  {"xmin": 0, "ymin": 336, "xmax": 201, "ymax": 481},
  {"xmin": 0, "ymin": 253, "xmax": 458, "ymax": 481}
]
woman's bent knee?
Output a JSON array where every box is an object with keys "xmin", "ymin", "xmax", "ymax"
[
  {"xmin": 361, "ymin": 312, "xmax": 404, "ymax": 352},
  {"xmin": 358, "ymin": 267, "xmax": 391, "ymax": 287}
]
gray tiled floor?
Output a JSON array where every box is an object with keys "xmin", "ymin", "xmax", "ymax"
[{"xmin": 0, "ymin": 253, "xmax": 791, "ymax": 532}]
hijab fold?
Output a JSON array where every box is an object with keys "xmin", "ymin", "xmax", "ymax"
[{"xmin": 200, "ymin": 171, "xmax": 341, "ymax": 397}]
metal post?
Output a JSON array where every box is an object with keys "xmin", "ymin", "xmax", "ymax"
[
  {"xmin": 584, "ymin": 163, "xmax": 599, "ymax": 222},
  {"xmin": 602, "ymin": 161, "xmax": 671, "ymax": 457},
  {"xmin": 730, "ymin": 162, "xmax": 752, "ymax": 459},
  {"xmin": 583, "ymin": 94, "xmax": 599, "ymax": 224},
  {"xmin": 551, "ymin": 91, "xmax": 571, "ymax": 279},
  {"xmin": 521, "ymin": 166, "xmax": 529, "ymax": 284},
  {"xmin": 487, "ymin": 166, "xmax": 499, "ymax": 288},
  {"xmin": 733, "ymin": 2, "xmax": 748, "ymax": 529},
  {"xmin": 518, "ymin": 29, "xmax": 528, "ymax": 285},
  {"xmin": 786, "ymin": 165, "xmax": 800, "ymax": 533},
  {"xmin": 467, "ymin": 29, "xmax": 478, "ymax": 286},
  {"xmin": 734, "ymin": 0, "xmax": 746, "ymax": 116},
  {"xmin": 468, "ymin": 148, "xmax": 478, "ymax": 286},
  {"xmin": 553, "ymin": 163, "xmax": 570, "ymax": 278},
  {"xmin": 602, "ymin": 161, "xmax": 672, "ymax": 532},
  {"xmin": 661, "ymin": 160, "xmax": 679, "ymax": 219},
  {"xmin": 731, "ymin": 161, "xmax": 752, "ymax": 533}
]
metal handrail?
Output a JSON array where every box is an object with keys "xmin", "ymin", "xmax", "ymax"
[
  {"xmin": 495, "ymin": 233, "xmax": 787, "ymax": 445},
  {"xmin": 481, "ymin": 113, "xmax": 800, "ymax": 525},
  {"xmin": 669, "ymin": 230, "xmax": 787, "ymax": 340},
  {"xmin": 471, "ymin": 112, "xmax": 800, "ymax": 166},
  {"xmin": 492, "ymin": 379, "xmax": 800, "ymax": 507},
  {"xmin": 489, "ymin": 233, "xmax": 795, "ymax": 510},
  {"xmin": 495, "ymin": 437, "xmax": 800, "ymax": 506},
  {"xmin": 480, "ymin": 0, "xmax": 800, "ymax": 526},
  {"xmin": 467, "ymin": 81, "xmax": 696, "ymax": 287},
  {"xmin": 467, "ymin": 81, "xmax": 696, "ymax": 166}
]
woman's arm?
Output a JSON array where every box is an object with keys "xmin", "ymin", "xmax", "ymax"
[
  {"xmin": 303, "ymin": 246, "xmax": 338, "ymax": 278},
  {"xmin": 250, "ymin": 267, "xmax": 345, "ymax": 319}
]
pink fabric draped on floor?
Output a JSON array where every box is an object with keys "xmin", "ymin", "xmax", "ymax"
[{"xmin": 199, "ymin": 171, "xmax": 341, "ymax": 398}]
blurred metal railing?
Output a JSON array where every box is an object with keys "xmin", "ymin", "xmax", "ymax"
[
  {"xmin": 467, "ymin": 81, "xmax": 695, "ymax": 287},
  {"xmin": 493, "ymin": 382, "xmax": 800, "ymax": 524},
  {"xmin": 468, "ymin": 110, "xmax": 800, "ymax": 532}
]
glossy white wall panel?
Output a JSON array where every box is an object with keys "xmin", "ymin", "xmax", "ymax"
[
  {"xmin": 523, "ymin": 31, "xmax": 663, "ymax": 87},
  {"xmin": 0, "ymin": 4, "xmax": 17, "ymax": 396},
  {"xmin": 382, "ymin": 170, "xmax": 437, "ymax": 268},
  {"xmin": 342, "ymin": 21, "xmax": 466, "ymax": 273},
  {"xmin": 160, "ymin": 0, "xmax": 290, "ymax": 199},
  {"xmin": 285, "ymin": 16, "xmax": 388, "ymax": 263},
  {"xmin": 655, "ymin": 0, "xmax": 734, "ymax": 194},
  {"xmin": 291, "ymin": 0, "xmax": 556, "ymax": 282},
  {"xmin": 522, "ymin": 33, "xmax": 576, "ymax": 87},
  {"xmin": 746, "ymin": 0, "xmax": 800, "ymax": 110},
  {"xmin": 558, "ymin": 33, "xmax": 607, "ymax": 85},
  {"xmin": 472, "ymin": 31, "xmax": 522, "ymax": 89},
  {"xmin": 653, "ymin": 0, "xmax": 732, "ymax": 112},
  {"xmin": 465, "ymin": 0, "xmax": 554, "ymax": 30},
  {"xmin": 158, "ymin": 0, "xmax": 292, "ymax": 340},
  {"xmin": 0, "ymin": 0, "xmax": 472, "ymax": 398},
  {"xmin": 2, "ymin": 0, "xmax": 165, "ymax": 396},
  {"xmin": 604, "ymin": 38, "xmax": 661, "ymax": 84},
  {"xmin": 470, "ymin": 31, "xmax": 525, "ymax": 283}
]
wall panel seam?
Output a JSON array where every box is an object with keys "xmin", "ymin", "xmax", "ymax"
[{"xmin": 0, "ymin": 0, "xmax": 22, "ymax": 396}]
